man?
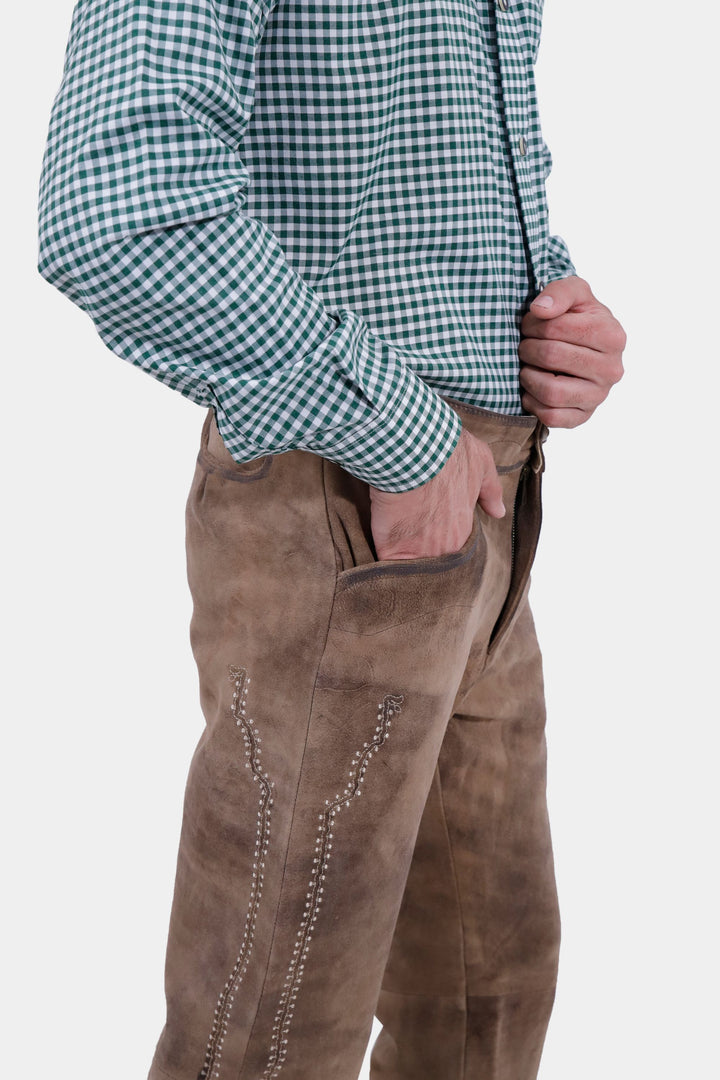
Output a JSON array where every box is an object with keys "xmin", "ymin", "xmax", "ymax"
[{"xmin": 38, "ymin": 1, "xmax": 625, "ymax": 1078}]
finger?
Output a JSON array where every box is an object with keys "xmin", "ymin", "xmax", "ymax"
[
  {"xmin": 521, "ymin": 309, "xmax": 616, "ymax": 349},
  {"xmin": 528, "ymin": 275, "xmax": 593, "ymax": 320},
  {"xmin": 476, "ymin": 458, "xmax": 505, "ymax": 519},
  {"xmin": 520, "ymin": 387, "xmax": 595, "ymax": 428},
  {"xmin": 518, "ymin": 337, "xmax": 619, "ymax": 383},
  {"xmin": 520, "ymin": 365, "xmax": 609, "ymax": 411}
]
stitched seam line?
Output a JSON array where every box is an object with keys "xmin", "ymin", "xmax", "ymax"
[
  {"xmin": 496, "ymin": 458, "xmax": 529, "ymax": 476},
  {"xmin": 198, "ymin": 666, "xmax": 275, "ymax": 1080},
  {"xmin": 262, "ymin": 693, "xmax": 404, "ymax": 1079}
]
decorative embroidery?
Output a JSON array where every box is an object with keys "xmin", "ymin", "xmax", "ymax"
[
  {"xmin": 262, "ymin": 693, "xmax": 404, "ymax": 1079},
  {"xmin": 198, "ymin": 666, "xmax": 275, "ymax": 1080}
]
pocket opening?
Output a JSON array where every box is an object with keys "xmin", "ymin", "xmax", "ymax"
[{"xmin": 335, "ymin": 508, "xmax": 485, "ymax": 586}]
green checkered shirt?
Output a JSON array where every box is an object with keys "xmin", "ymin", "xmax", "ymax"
[{"xmin": 38, "ymin": 0, "xmax": 575, "ymax": 491}]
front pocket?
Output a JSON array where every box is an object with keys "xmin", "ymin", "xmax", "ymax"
[
  {"xmin": 322, "ymin": 458, "xmax": 486, "ymax": 583},
  {"xmin": 336, "ymin": 507, "xmax": 485, "ymax": 586}
]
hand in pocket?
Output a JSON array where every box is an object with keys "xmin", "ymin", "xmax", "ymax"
[{"xmin": 368, "ymin": 428, "xmax": 505, "ymax": 562}]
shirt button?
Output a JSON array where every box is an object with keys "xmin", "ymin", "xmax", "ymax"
[
  {"xmin": 518, "ymin": 135, "xmax": 528, "ymax": 157},
  {"xmin": 497, "ymin": 0, "xmax": 509, "ymax": 9}
]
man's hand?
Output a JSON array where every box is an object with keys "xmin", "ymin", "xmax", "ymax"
[
  {"xmin": 368, "ymin": 276, "xmax": 624, "ymax": 562},
  {"xmin": 519, "ymin": 276, "xmax": 626, "ymax": 427},
  {"xmin": 368, "ymin": 428, "xmax": 505, "ymax": 562}
]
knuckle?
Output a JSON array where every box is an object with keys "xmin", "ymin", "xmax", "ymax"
[
  {"xmin": 518, "ymin": 338, "xmax": 532, "ymax": 362},
  {"xmin": 573, "ymin": 346, "xmax": 592, "ymax": 374},
  {"xmin": 544, "ymin": 380, "xmax": 567, "ymax": 408},
  {"xmin": 577, "ymin": 317, "xmax": 594, "ymax": 343},
  {"xmin": 543, "ymin": 341, "xmax": 563, "ymax": 368},
  {"xmin": 540, "ymin": 319, "xmax": 562, "ymax": 340}
]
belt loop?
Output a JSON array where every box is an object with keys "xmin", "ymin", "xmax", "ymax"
[{"xmin": 530, "ymin": 421, "xmax": 548, "ymax": 474}]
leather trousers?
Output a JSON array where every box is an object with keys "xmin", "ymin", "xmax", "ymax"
[{"xmin": 147, "ymin": 397, "xmax": 559, "ymax": 1080}]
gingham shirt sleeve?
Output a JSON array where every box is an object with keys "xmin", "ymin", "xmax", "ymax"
[
  {"xmin": 37, "ymin": 0, "xmax": 461, "ymax": 492},
  {"xmin": 546, "ymin": 228, "xmax": 577, "ymax": 283}
]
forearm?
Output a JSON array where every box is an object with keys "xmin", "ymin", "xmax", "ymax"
[{"xmin": 38, "ymin": 0, "xmax": 461, "ymax": 492}]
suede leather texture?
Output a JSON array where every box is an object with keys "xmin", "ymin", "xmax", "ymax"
[{"xmin": 147, "ymin": 399, "xmax": 559, "ymax": 1080}]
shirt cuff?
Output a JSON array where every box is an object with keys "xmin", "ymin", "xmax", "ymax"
[{"xmin": 214, "ymin": 307, "xmax": 463, "ymax": 492}]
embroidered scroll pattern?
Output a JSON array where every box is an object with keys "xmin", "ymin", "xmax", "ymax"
[
  {"xmin": 262, "ymin": 693, "xmax": 405, "ymax": 1078},
  {"xmin": 198, "ymin": 665, "xmax": 275, "ymax": 1080}
]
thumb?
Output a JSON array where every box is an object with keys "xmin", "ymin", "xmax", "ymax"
[
  {"xmin": 476, "ymin": 461, "xmax": 505, "ymax": 520},
  {"xmin": 530, "ymin": 275, "xmax": 592, "ymax": 319}
]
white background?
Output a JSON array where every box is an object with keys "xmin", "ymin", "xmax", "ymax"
[{"xmin": 2, "ymin": 1, "xmax": 718, "ymax": 1077}]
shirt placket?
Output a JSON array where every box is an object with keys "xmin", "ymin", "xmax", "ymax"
[{"xmin": 487, "ymin": 0, "xmax": 546, "ymax": 293}]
